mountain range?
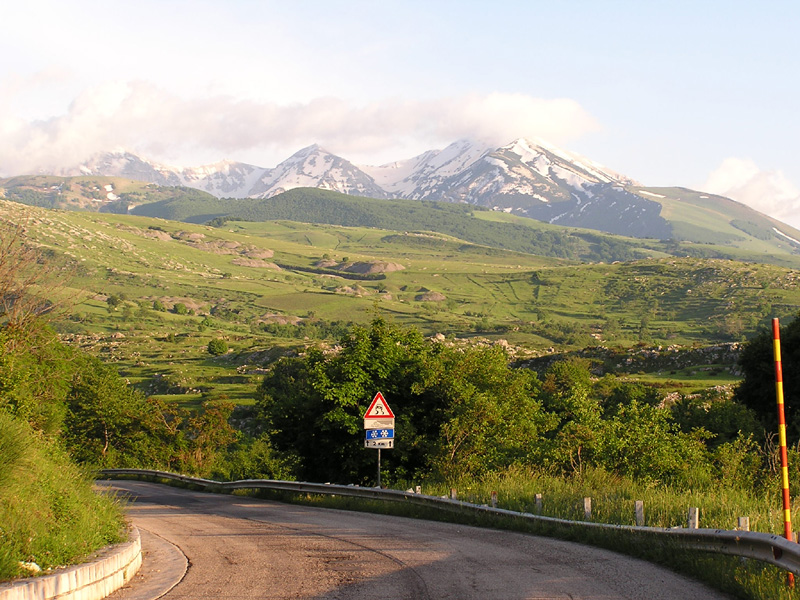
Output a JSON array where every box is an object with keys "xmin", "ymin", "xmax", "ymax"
[
  {"xmin": 5, "ymin": 137, "xmax": 799, "ymax": 254},
  {"xmin": 66, "ymin": 138, "xmax": 673, "ymax": 238}
]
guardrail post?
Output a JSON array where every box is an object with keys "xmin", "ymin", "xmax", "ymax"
[
  {"xmin": 491, "ymin": 491, "xmax": 498, "ymax": 508},
  {"xmin": 688, "ymin": 507, "xmax": 699, "ymax": 529},
  {"xmin": 738, "ymin": 517, "xmax": 750, "ymax": 531},
  {"xmin": 535, "ymin": 493, "xmax": 543, "ymax": 513},
  {"xmin": 584, "ymin": 497, "xmax": 592, "ymax": 520},
  {"xmin": 635, "ymin": 500, "xmax": 645, "ymax": 526}
]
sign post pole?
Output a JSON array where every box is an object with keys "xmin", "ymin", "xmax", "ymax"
[{"xmin": 364, "ymin": 392, "xmax": 395, "ymax": 487}]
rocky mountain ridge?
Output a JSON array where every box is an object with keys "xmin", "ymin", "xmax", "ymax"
[{"xmin": 32, "ymin": 137, "xmax": 799, "ymax": 243}]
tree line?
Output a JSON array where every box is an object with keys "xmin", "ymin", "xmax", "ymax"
[{"xmin": 254, "ymin": 317, "xmax": 777, "ymax": 489}]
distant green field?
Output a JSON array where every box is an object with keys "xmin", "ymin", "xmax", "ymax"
[{"xmin": 5, "ymin": 200, "xmax": 799, "ymax": 406}]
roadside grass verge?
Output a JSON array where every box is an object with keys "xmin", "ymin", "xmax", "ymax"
[
  {"xmin": 0, "ymin": 414, "xmax": 125, "ymax": 582},
  {"xmin": 428, "ymin": 467, "xmax": 792, "ymax": 533}
]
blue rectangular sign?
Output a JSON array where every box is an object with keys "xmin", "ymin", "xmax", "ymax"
[{"xmin": 365, "ymin": 428, "xmax": 394, "ymax": 440}]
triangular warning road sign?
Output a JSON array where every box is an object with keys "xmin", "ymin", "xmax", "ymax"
[{"xmin": 364, "ymin": 392, "xmax": 395, "ymax": 419}]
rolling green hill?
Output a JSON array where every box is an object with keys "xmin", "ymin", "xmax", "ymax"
[
  {"xmin": 133, "ymin": 186, "xmax": 800, "ymax": 268},
  {"xmin": 4, "ymin": 199, "xmax": 799, "ymax": 406},
  {"xmin": 133, "ymin": 188, "xmax": 657, "ymax": 263},
  {"xmin": 631, "ymin": 186, "xmax": 800, "ymax": 254}
]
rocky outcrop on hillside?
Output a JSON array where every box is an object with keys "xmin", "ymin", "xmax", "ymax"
[{"xmin": 518, "ymin": 343, "xmax": 743, "ymax": 376}]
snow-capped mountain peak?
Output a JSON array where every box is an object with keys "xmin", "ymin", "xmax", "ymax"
[
  {"xmin": 248, "ymin": 144, "xmax": 390, "ymax": 199},
  {"xmin": 360, "ymin": 138, "xmax": 494, "ymax": 198}
]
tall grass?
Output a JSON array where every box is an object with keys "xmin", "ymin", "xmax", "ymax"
[
  {"xmin": 411, "ymin": 467, "xmax": 800, "ymax": 599},
  {"xmin": 425, "ymin": 466, "xmax": 793, "ymax": 533},
  {"xmin": 0, "ymin": 413, "xmax": 125, "ymax": 581}
]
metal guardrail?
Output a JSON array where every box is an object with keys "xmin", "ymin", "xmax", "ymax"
[{"xmin": 99, "ymin": 468, "xmax": 800, "ymax": 575}]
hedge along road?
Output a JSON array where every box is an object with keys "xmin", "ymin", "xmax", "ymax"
[{"xmin": 100, "ymin": 480, "xmax": 731, "ymax": 600}]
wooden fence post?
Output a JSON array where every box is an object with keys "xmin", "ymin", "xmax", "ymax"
[
  {"xmin": 535, "ymin": 493, "xmax": 543, "ymax": 513},
  {"xmin": 491, "ymin": 491, "xmax": 498, "ymax": 508},
  {"xmin": 688, "ymin": 507, "xmax": 699, "ymax": 529},
  {"xmin": 450, "ymin": 488, "xmax": 457, "ymax": 500},
  {"xmin": 635, "ymin": 500, "xmax": 645, "ymax": 526},
  {"xmin": 583, "ymin": 497, "xmax": 592, "ymax": 520},
  {"xmin": 737, "ymin": 517, "xmax": 750, "ymax": 531}
]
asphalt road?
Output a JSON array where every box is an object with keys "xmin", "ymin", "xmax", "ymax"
[{"xmin": 100, "ymin": 480, "xmax": 731, "ymax": 600}]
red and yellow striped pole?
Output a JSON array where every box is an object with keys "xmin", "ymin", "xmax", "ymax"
[{"xmin": 773, "ymin": 318, "xmax": 795, "ymax": 586}]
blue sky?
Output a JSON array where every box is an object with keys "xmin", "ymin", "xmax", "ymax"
[{"xmin": 2, "ymin": 0, "xmax": 799, "ymax": 226}]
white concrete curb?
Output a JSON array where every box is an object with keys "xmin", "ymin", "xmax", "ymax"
[{"xmin": 0, "ymin": 527, "xmax": 142, "ymax": 600}]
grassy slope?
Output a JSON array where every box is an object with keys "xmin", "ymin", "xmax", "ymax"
[
  {"xmin": 137, "ymin": 186, "xmax": 800, "ymax": 268},
  {"xmin": 633, "ymin": 186, "xmax": 800, "ymax": 260},
  {"xmin": 5, "ymin": 199, "xmax": 800, "ymax": 406},
  {"xmin": 133, "ymin": 188, "xmax": 656, "ymax": 263},
  {"xmin": 0, "ymin": 413, "xmax": 124, "ymax": 581},
  {"xmin": 0, "ymin": 175, "xmax": 217, "ymax": 212}
]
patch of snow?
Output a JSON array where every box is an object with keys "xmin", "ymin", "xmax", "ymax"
[
  {"xmin": 551, "ymin": 164, "xmax": 591, "ymax": 190},
  {"xmin": 485, "ymin": 156, "xmax": 509, "ymax": 171},
  {"xmin": 639, "ymin": 190, "xmax": 666, "ymax": 198},
  {"xmin": 774, "ymin": 227, "xmax": 800, "ymax": 245}
]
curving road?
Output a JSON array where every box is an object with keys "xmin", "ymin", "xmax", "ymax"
[{"xmin": 101, "ymin": 480, "xmax": 731, "ymax": 600}]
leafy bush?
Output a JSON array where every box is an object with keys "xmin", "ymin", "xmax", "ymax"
[{"xmin": 207, "ymin": 338, "xmax": 228, "ymax": 356}]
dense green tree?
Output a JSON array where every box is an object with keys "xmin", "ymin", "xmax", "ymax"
[
  {"xmin": 539, "ymin": 360, "xmax": 603, "ymax": 474},
  {"xmin": 211, "ymin": 433, "xmax": 296, "ymax": 481},
  {"xmin": 594, "ymin": 377, "xmax": 662, "ymax": 415},
  {"xmin": 63, "ymin": 356, "xmax": 186, "ymax": 468},
  {"xmin": 182, "ymin": 401, "xmax": 238, "ymax": 473},
  {"xmin": 0, "ymin": 323, "xmax": 72, "ymax": 434},
  {"xmin": 735, "ymin": 316, "xmax": 800, "ymax": 441},
  {"xmin": 256, "ymin": 318, "xmax": 555, "ymax": 483},
  {"xmin": 425, "ymin": 346, "xmax": 552, "ymax": 480},
  {"xmin": 256, "ymin": 319, "xmax": 436, "ymax": 483},
  {"xmin": 671, "ymin": 392, "xmax": 761, "ymax": 450}
]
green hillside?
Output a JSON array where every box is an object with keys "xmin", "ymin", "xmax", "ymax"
[
  {"xmin": 134, "ymin": 186, "xmax": 800, "ymax": 268},
  {"xmin": 631, "ymin": 186, "xmax": 800, "ymax": 257},
  {"xmin": 133, "ymin": 187, "xmax": 655, "ymax": 263},
  {"xmin": 4, "ymin": 199, "xmax": 800, "ymax": 406},
  {"xmin": 0, "ymin": 175, "xmax": 217, "ymax": 213}
]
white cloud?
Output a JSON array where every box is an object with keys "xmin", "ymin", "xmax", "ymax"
[
  {"xmin": 0, "ymin": 83, "xmax": 600, "ymax": 174},
  {"xmin": 702, "ymin": 158, "xmax": 800, "ymax": 230}
]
